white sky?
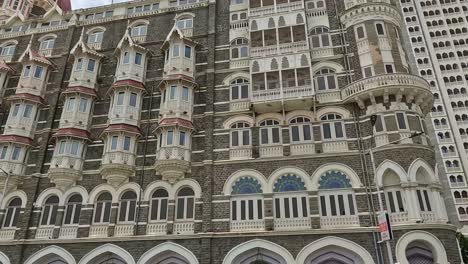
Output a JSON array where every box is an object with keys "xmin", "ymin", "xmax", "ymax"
[{"xmin": 71, "ymin": 0, "xmax": 131, "ymax": 9}]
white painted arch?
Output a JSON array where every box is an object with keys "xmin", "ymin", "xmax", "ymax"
[
  {"xmin": 222, "ymin": 72, "xmax": 250, "ymax": 86},
  {"xmin": 316, "ymin": 106, "xmax": 351, "ymax": 119},
  {"xmin": 1, "ymin": 189, "xmax": 27, "ymax": 209},
  {"xmin": 222, "ymin": 239, "xmax": 295, "ymax": 264},
  {"xmin": 223, "ymin": 115, "xmax": 255, "ymax": 129},
  {"xmin": 24, "ymin": 245, "xmax": 76, "ymax": 264},
  {"xmin": 285, "ymin": 110, "xmax": 315, "ymax": 123},
  {"xmin": 173, "ymin": 179, "xmax": 202, "ymax": 199},
  {"xmin": 256, "ymin": 112, "xmax": 284, "ymax": 125},
  {"xmin": 35, "ymin": 187, "xmax": 64, "ymax": 207},
  {"xmin": 311, "ymin": 61, "xmax": 345, "ymax": 73},
  {"xmin": 137, "ymin": 242, "xmax": 199, "ymax": 264},
  {"xmin": 78, "ymin": 244, "xmax": 135, "ymax": 264},
  {"xmin": 375, "ymin": 160, "xmax": 408, "ymax": 187},
  {"xmin": 408, "ymin": 158, "xmax": 438, "ymax": 183},
  {"xmin": 0, "ymin": 251, "xmax": 10, "ymax": 264},
  {"xmin": 395, "ymin": 231, "xmax": 449, "ymax": 264},
  {"xmin": 296, "ymin": 236, "xmax": 376, "ymax": 264},
  {"xmin": 223, "ymin": 169, "xmax": 268, "ymax": 195},
  {"xmin": 88, "ymin": 183, "xmax": 117, "ymax": 204},
  {"xmin": 63, "ymin": 186, "xmax": 89, "ymax": 205},
  {"xmin": 311, "ymin": 163, "xmax": 363, "ymax": 190},
  {"xmin": 116, "ymin": 182, "xmax": 142, "ymax": 200},
  {"xmin": 143, "ymin": 180, "xmax": 174, "ymax": 200},
  {"xmin": 86, "ymin": 26, "xmax": 106, "ymax": 35}
]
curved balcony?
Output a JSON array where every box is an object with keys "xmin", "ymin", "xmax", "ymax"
[
  {"xmin": 48, "ymin": 155, "xmax": 84, "ymax": 191},
  {"xmin": 115, "ymin": 64, "xmax": 145, "ymax": 83},
  {"xmin": 164, "ymin": 57, "xmax": 195, "ymax": 79},
  {"xmin": 341, "ymin": 74, "xmax": 433, "ymax": 113},
  {"xmin": 4, "ymin": 116, "xmax": 37, "ymax": 139},
  {"xmin": 60, "ymin": 110, "xmax": 92, "ymax": 130},
  {"xmin": 108, "ymin": 105, "xmax": 140, "ymax": 127},
  {"xmin": 68, "ymin": 69, "xmax": 99, "ymax": 89},
  {"xmin": 17, "ymin": 76, "xmax": 47, "ymax": 98},
  {"xmin": 100, "ymin": 151, "xmax": 136, "ymax": 187},
  {"xmin": 154, "ymin": 146, "xmax": 191, "ymax": 184},
  {"xmin": 340, "ymin": 2, "xmax": 402, "ymax": 28}
]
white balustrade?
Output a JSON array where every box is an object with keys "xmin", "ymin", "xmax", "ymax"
[
  {"xmin": 399, "ymin": 132, "xmax": 413, "ymax": 144},
  {"xmin": 316, "ymin": 90, "xmax": 341, "ymax": 103},
  {"xmin": 156, "ymin": 146, "xmax": 191, "ymax": 162},
  {"xmin": 0, "ymin": 161, "xmax": 26, "ymax": 176},
  {"xmin": 50, "ymin": 155, "xmax": 84, "ymax": 171},
  {"xmin": 447, "ymin": 166, "xmax": 462, "ymax": 173},
  {"xmin": 87, "ymin": 42, "xmax": 102, "ymax": 50},
  {"xmin": 311, "ymin": 47, "xmax": 334, "ymax": 58},
  {"xmin": 230, "ymin": 220, "xmax": 265, "ymax": 232},
  {"xmin": 160, "ymin": 99, "xmax": 193, "ymax": 119},
  {"xmin": 341, "ymin": 74, "xmax": 430, "ymax": 100},
  {"xmin": 378, "ymin": 37, "xmax": 392, "ymax": 50},
  {"xmin": 89, "ymin": 225, "xmax": 108, "ymax": 237},
  {"xmin": 0, "ymin": 55, "xmax": 13, "ymax": 62},
  {"xmin": 58, "ymin": 226, "xmax": 78, "ymax": 239},
  {"xmin": 146, "ymin": 222, "xmax": 167, "ymax": 235},
  {"xmin": 438, "ymin": 138, "xmax": 452, "ymax": 144},
  {"xmin": 252, "ymin": 82, "xmax": 313, "ymax": 103},
  {"xmin": 420, "ymin": 212, "xmax": 437, "ymax": 222},
  {"xmin": 249, "ymin": 5, "xmax": 275, "ymax": 16},
  {"xmin": 109, "ymin": 104, "xmax": 140, "ymax": 126},
  {"xmin": 38, "ymin": 49, "xmax": 53, "ymax": 57},
  {"xmin": 250, "ymin": 45, "xmax": 277, "ymax": 57},
  {"xmin": 290, "ymin": 143, "xmax": 315, "ymax": 156},
  {"xmin": 60, "ymin": 110, "xmax": 92, "ymax": 130},
  {"xmin": 230, "ymin": 147, "xmax": 253, "ymax": 160},
  {"xmin": 278, "ymin": 41, "xmax": 308, "ymax": 54},
  {"xmin": 259, "ymin": 145, "xmax": 283, "ymax": 158},
  {"xmin": 116, "ymin": 63, "xmax": 145, "ymax": 83},
  {"xmin": 274, "ymin": 218, "xmax": 311, "ymax": 231},
  {"xmin": 132, "ymin": 35, "xmax": 147, "ymax": 43},
  {"xmin": 0, "ymin": 229, "xmax": 15, "ymax": 240},
  {"xmin": 320, "ymin": 215, "xmax": 360, "ymax": 228},
  {"xmin": 230, "ymin": 59, "xmax": 249, "ymax": 69},
  {"xmin": 173, "ymin": 222, "xmax": 194, "ymax": 234},
  {"xmin": 374, "ymin": 134, "xmax": 389, "ymax": 147},
  {"xmin": 389, "ymin": 212, "xmax": 409, "ymax": 224},
  {"xmin": 114, "ymin": 224, "xmax": 134, "ymax": 237},
  {"xmin": 276, "ymin": 1, "xmax": 303, "ymax": 12},
  {"xmin": 35, "ymin": 227, "xmax": 54, "ymax": 239},
  {"xmin": 164, "ymin": 57, "xmax": 194, "ymax": 78},
  {"xmin": 181, "ymin": 28, "xmax": 193, "ymax": 37},
  {"xmin": 322, "ymin": 141, "xmax": 348, "ymax": 153},
  {"xmin": 4, "ymin": 116, "xmax": 36, "ymax": 139},
  {"xmin": 455, "ymin": 198, "xmax": 468, "ymax": 204},
  {"xmin": 230, "ymin": 20, "xmax": 249, "ymax": 31},
  {"xmin": 450, "ymin": 182, "xmax": 465, "ymax": 188},
  {"xmin": 102, "ymin": 151, "xmax": 136, "ymax": 166},
  {"xmin": 230, "ymin": 100, "xmax": 250, "ymax": 111},
  {"xmin": 68, "ymin": 68, "xmax": 99, "ymax": 89},
  {"xmin": 357, "ymin": 39, "xmax": 370, "ymax": 54}
]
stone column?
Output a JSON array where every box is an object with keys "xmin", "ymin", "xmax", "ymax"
[
  {"xmin": 402, "ymin": 183, "xmax": 420, "ymax": 222},
  {"xmin": 166, "ymin": 199, "xmax": 175, "ymax": 234}
]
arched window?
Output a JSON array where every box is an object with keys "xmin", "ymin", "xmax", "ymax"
[
  {"xmin": 259, "ymin": 119, "xmax": 281, "ymax": 145},
  {"xmin": 2, "ymin": 198, "xmax": 21, "ymax": 228},
  {"xmin": 382, "ymin": 169, "xmax": 406, "ymax": 220},
  {"xmin": 118, "ymin": 191, "xmax": 137, "ymax": 223},
  {"xmin": 290, "ymin": 117, "xmax": 312, "ymax": 143},
  {"xmin": 0, "ymin": 43, "xmax": 16, "ymax": 56},
  {"xmin": 131, "ymin": 24, "xmax": 148, "ymax": 37},
  {"xmin": 93, "ymin": 192, "xmax": 112, "ymax": 224},
  {"xmin": 231, "ymin": 38, "xmax": 249, "ymax": 59},
  {"xmin": 273, "ymin": 174, "xmax": 309, "ymax": 227},
  {"xmin": 40, "ymin": 196, "xmax": 59, "ymax": 226},
  {"xmin": 321, "ymin": 114, "xmax": 345, "ymax": 140},
  {"xmin": 310, "ymin": 26, "xmax": 330, "ymax": 48},
  {"xmin": 176, "ymin": 16, "xmax": 193, "ymax": 29},
  {"xmin": 176, "ymin": 187, "xmax": 195, "ymax": 220},
  {"xmin": 318, "ymin": 170, "xmax": 358, "ymax": 227},
  {"xmin": 315, "ymin": 68, "xmax": 337, "ymax": 91},
  {"xmin": 39, "ymin": 37, "xmax": 55, "ymax": 51},
  {"xmin": 230, "ymin": 122, "xmax": 251, "ymax": 147},
  {"xmin": 63, "ymin": 195, "xmax": 82, "ymax": 225},
  {"xmin": 230, "ymin": 176, "xmax": 264, "ymax": 231},
  {"xmin": 88, "ymin": 30, "xmax": 104, "ymax": 44},
  {"xmin": 150, "ymin": 189, "xmax": 168, "ymax": 222},
  {"xmin": 230, "ymin": 78, "xmax": 249, "ymax": 100}
]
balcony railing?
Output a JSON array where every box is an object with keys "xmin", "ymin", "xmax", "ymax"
[
  {"xmin": 249, "ymin": 1, "xmax": 303, "ymax": 16},
  {"xmin": 35, "ymin": 226, "xmax": 54, "ymax": 239},
  {"xmin": 230, "ymin": 100, "xmax": 250, "ymax": 112},
  {"xmin": 455, "ymin": 197, "xmax": 468, "ymax": 204},
  {"xmin": 230, "ymin": 219, "xmax": 265, "ymax": 232},
  {"xmin": 50, "ymin": 155, "xmax": 84, "ymax": 171},
  {"xmin": 60, "ymin": 110, "xmax": 92, "ymax": 130},
  {"xmin": 259, "ymin": 145, "xmax": 283, "ymax": 158},
  {"xmin": 0, "ymin": 229, "xmax": 15, "ymax": 240},
  {"xmin": 146, "ymin": 222, "xmax": 167, "ymax": 235},
  {"xmin": 160, "ymin": 99, "xmax": 193, "ymax": 119},
  {"xmin": 68, "ymin": 70, "xmax": 99, "ymax": 89},
  {"xmin": 181, "ymin": 28, "xmax": 193, "ymax": 37},
  {"xmin": 322, "ymin": 141, "xmax": 348, "ymax": 153},
  {"xmin": 4, "ymin": 116, "xmax": 36, "ymax": 139},
  {"xmin": 420, "ymin": 212, "xmax": 437, "ymax": 222},
  {"xmin": 251, "ymin": 81, "xmax": 313, "ymax": 103},
  {"xmin": 173, "ymin": 221, "xmax": 194, "ymax": 234},
  {"xmin": 374, "ymin": 134, "xmax": 389, "ymax": 147},
  {"xmin": 115, "ymin": 63, "xmax": 145, "ymax": 83},
  {"xmin": 89, "ymin": 224, "xmax": 108, "ymax": 238},
  {"xmin": 230, "ymin": 59, "xmax": 249, "ymax": 69},
  {"xmin": 389, "ymin": 212, "xmax": 409, "ymax": 224},
  {"xmin": 230, "ymin": 146, "xmax": 253, "ymax": 160},
  {"xmin": 16, "ymin": 77, "xmax": 47, "ymax": 98},
  {"xmin": 0, "ymin": 161, "xmax": 26, "ymax": 176},
  {"xmin": 251, "ymin": 41, "xmax": 307, "ymax": 57},
  {"xmin": 320, "ymin": 215, "xmax": 360, "ymax": 229},
  {"xmin": 164, "ymin": 57, "xmax": 194, "ymax": 78},
  {"xmin": 156, "ymin": 146, "xmax": 191, "ymax": 162},
  {"xmin": 274, "ymin": 217, "xmax": 311, "ymax": 231},
  {"xmin": 38, "ymin": 49, "xmax": 53, "ymax": 57},
  {"xmin": 290, "ymin": 143, "xmax": 315, "ymax": 156},
  {"xmin": 87, "ymin": 42, "xmax": 102, "ymax": 50},
  {"xmin": 58, "ymin": 226, "xmax": 78, "ymax": 239},
  {"xmin": 102, "ymin": 151, "xmax": 136, "ymax": 166},
  {"xmin": 109, "ymin": 105, "xmax": 140, "ymax": 126},
  {"xmin": 114, "ymin": 223, "xmax": 134, "ymax": 237}
]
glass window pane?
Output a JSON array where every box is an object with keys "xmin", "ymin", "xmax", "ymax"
[
  {"xmin": 397, "ymin": 113, "xmax": 407, "ymax": 129},
  {"xmin": 375, "ymin": 115, "xmax": 384, "ymax": 132},
  {"xmin": 94, "ymin": 203, "xmax": 102, "ymax": 223},
  {"xmin": 179, "ymin": 131, "xmax": 186, "ymax": 146},
  {"xmin": 330, "ymin": 195, "xmax": 337, "ymax": 216},
  {"xmin": 320, "ymin": 196, "xmax": 327, "ymax": 216},
  {"xmin": 261, "ymin": 128, "xmax": 268, "ymax": 144},
  {"xmin": 275, "ymin": 198, "xmax": 281, "ymax": 218},
  {"xmin": 186, "ymin": 198, "xmax": 194, "ymax": 219},
  {"xmin": 231, "ymin": 131, "xmax": 239, "ymax": 146},
  {"xmin": 387, "ymin": 192, "xmax": 396, "ymax": 213},
  {"xmin": 396, "ymin": 191, "xmax": 405, "ymax": 211},
  {"xmin": 284, "ymin": 198, "xmax": 290, "ymax": 218},
  {"xmin": 151, "ymin": 199, "xmax": 159, "ymax": 220},
  {"xmin": 416, "ymin": 190, "xmax": 425, "ymax": 211},
  {"xmin": 167, "ymin": 131, "xmax": 174, "ymax": 145},
  {"xmin": 423, "ymin": 190, "xmax": 432, "ymax": 211},
  {"xmin": 257, "ymin": 200, "xmax": 263, "ymax": 219},
  {"xmin": 272, "ymin": 127, "xmax": 280, "ymax": 143},
  {"xmin": 111, "ymin": 136, "xmax": 118, "ymax": 150},
  {"xmin": 123, "ymin": 136, "xmax": 131, "ymax": 151},
  {"xmin": 338, "ymin": 195, "xmax": 345, "ymax": 215},
  {"xmin": 87, "ymin": 59, "xmax": 96, "ymax": 71},
  {"xmin": 292, "ymin": 197, "xmax": 298, "ymax": 218},
  {"xmin": 176, "ymin": 198, "xmax": 185, "ymax": 219},
  {"xmin": 348, "ymin": 194, "xmax": 355, "ymax": 215},
  {"xmin": 323, "ymin": 123, "xmax": 331, "ymax": 139},
  {"xmin": 184, "ymin": 46, "xmax": 192, "ymax": 58},
  {"xmin": 303, "ymin": 125, "xmax": 312, "ymax": 141},
  {"xmin": 242, "ymin": 130, "xmax": 250, "ymax": 145},
  {"xmin": 301, "ymin": 197, "xmax": 308, "ymax": 217},
  {"xmin": 103, "ymin": 202, "xmax": 111, "ymax": 222},
  {"xmin": 160, "ymin": 199, "xmax": 167, "ymax": 220},
  {"xmin": 291, "ymin": 126, "xmax": 300, "ymax": 142},
  {"xmin": 129, "ymin": 93, "xmax": 137, "ymax": 107},
  {"xmin": 182, "ymin": 87, "xmax": 189, "ymax": 101},
  {"xmin": 73, "ymin": 204, "xmax": 81, "ymax": 224},
  {"xmin": 231, "ymin": 201, "xmax": 237, "ymax": 220},
  {"xmin": 241, "ymin": 200, "xmax": 246, "ymax": 220},
  {"xmin": 79, "ymin": 98, "xmax": 88, "ymax": 112},
  {"xmin": 248, "ymin": 200, "xmax": 254, "ymax": 220},
  {"xmin": 335, "ymin": 122, "xmax": 344, "ymax": 138},
  {"xmin": 231, "ymin": 86, "xmax": 239, "ymax": 100}
]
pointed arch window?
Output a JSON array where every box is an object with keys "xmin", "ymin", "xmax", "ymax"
[
  {"xmin": 150, "ymin": 189, "xmax": 169, "ymax": 221},
  {"xmin": 310, "ymin": 26, "xmax": 330, "ymax": 48},
  {"xmin": 2, "ymin": 198, "xmax": 21, "ymax": 228},
  {"xmin": 315, "ymin": 68, "xmax": 337, "ymax": 91},
  {"xmin": 40, "ymin": 196, "xmax": 59, "ymax": 226}
]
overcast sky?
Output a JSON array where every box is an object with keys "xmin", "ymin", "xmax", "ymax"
[{"xmin": 71, "ymin": 0, "xmax": 131, "ymax": 9}]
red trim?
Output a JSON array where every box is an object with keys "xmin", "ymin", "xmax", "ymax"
[
  {"xmin": 103, "ymin": 124, "xmax": 141, "ymax": 135},
  {"xmin": 64, "ymin": 86, "xmax": 98, "ymax": 97},
  {"xmin": 58, "ymin": 0, "xmax": 72, "ymax": 11},
  {"xmin": 112, "ymin": 80, "xmax": 145, "ymax": 89},
  {"xmin": 158, "ymin": 118, "xmax": 193, "ymax": 129},
  {"xmin": 7, "ymin": 93, "xmax": 45, "ymax": 105},
  {"xmin": 0, "ymin": 135, "xmax": 33, "ymax": 146},
  {"xmin": 53, "ymin": 128, "xmax": 93, "ymax": 141}
]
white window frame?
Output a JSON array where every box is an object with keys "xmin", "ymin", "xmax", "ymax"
[
  {"xmin": 396, "ymin": 112, "xmax": 409, "ymax": 131},
  {"xmin": 176, "ymin": 18, "xmax": 193, "ymax": 29},
  {"xmin": 375, "ymin": 22, "xmax": 386, "ymax": 36},
  {"xmin": 88, "ymin": 31, "xmax": 104, "ymax": 44},
  {"xmin": 355, "ymin": 24, "xmax": 367, "ymax": 40},
  {"xmin": 39, "ymin": 38, "xmax": 55, "ymax": 50},
  {"xmin": 273, "ymin": 192, "xmax": 309, "ymax": 219},
  {"xmin": 416, "ymin": 188, "xmax": 433, "ymax": 212},
  {"xmin": 118, "ymin": 193, "xmax": 137, "ymax": 223},
  {"xmin": 175, "ymin": 191, "xmax": 195, "ymax": 220},
  {"xmin": 259, "ymin": 120, "xmax": 282, "ymax": 145},
  {"xmin": 150, "ymin": 190, "xmax": 169, "ymax": 222},
  {"xmin": 230, "ymin": 79, "xmax": 249, "ymax": 100},
  {"xmin": 363, "ymin": 66, "xmax": 374, "ymax": 78},
  {"xmin": 230, "ymin": 123, "xmax": 251, "ymax": 147},
  {"xmin": 321, "ymin": 114, "xmax": 345, "ymax": 141},
  {"xmin": 93, "ymin": 194, "xmax": 112, "ymax": 224},
  {"xmin": 1, "ymin": 44, "xmax": 15, "ymax": 56},
  {"xmin": 63, "ymin": 196, "xmax": 82, "ymax": 226},
  {"xmin": 319, "ymin": 190, "xmax": 357, "ymax": 217},
  {"xmin": 131, "ymin": 24, "xmax": 148, "ymax": 37},
  {"xmin": 384, "ymin": 188, "xmax": 406, "ymax": 214},
  {"xmin": 373, "ymin": 114, "xmax": 387, "ymax": 134},
  {"xmin": 231, "ymin": 195, "xmax": 263, "ymax": 222},
  {"xmin": 2, "ymin": 198, "xmax": 21, "ymax": 228},
  {"xmin": 40, "ymin": 197, "xmax": 59, "ymax": 227}
]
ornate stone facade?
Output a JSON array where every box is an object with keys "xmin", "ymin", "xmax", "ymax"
[{"xmin": 0, "ymin": 0, "xmax": 462, "ymax": 263}]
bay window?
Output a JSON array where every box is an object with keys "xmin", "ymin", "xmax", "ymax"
[
  {"xmin": 230, "ymin": 122, "xmax": 251, "ymax": 147},
  {"xmin": 176, "ymin": 188, "xmax": 195, "ymax": 220},
  {"xmin": 150, "ymin": 189, "xmax": 169, "ymax": 222},
  {"xmin": 290, "ymin": 117, "xmax": 312, "ymax": 143},
  {"xmin": 321, "ymin": 114, "xmax": 345, "ymax": 140},
  {"xmin": 93, "ymin": 192, "xmax": 112, "ymax": 224},
  {"xmin": 259, "ymin": 119, "xmax": 281, "ymax": 145},
  {"xmin": 108, "ymin": 135, "xmax": 134, "ymax": 152}
]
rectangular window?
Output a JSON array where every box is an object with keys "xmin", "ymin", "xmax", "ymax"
[
  {"xmin": 116, "ymin": 92, "xmax": 125, "ymax": 105},
  {"xmin": 385, "ymin": 64, "xmax": 394, "ymax": 73},
  {"xmin": 257, "ymin": 200, "xmax": 263, "ymax": 219},
  {"xmin": 387, "ymin": 192, "xmax": 396, "ymax": 213},
  {"xmin": 123, "ymin": 52, "xmax": 130, "ymax": 64},
  {"xmin": 184, "ymin": 46, "xmax": 192, "ymax": 58},
  {"xmin": 34, "ymin": 66, "xmax": 43, "ymax": 79},
  {"xmin": 67, "ymin": 98, "xmax": 76, "ymax": 112},
  {"xmin": 23, "ymin": 65, "xmax": 31, "ymax": 77},
  {"xmin": 423, "ymin": 190, "xmax": 432, "ymax": 211},
  {"xmin": 231, "ymin": 201, "xmax": 237, "ymax": 220},
  {"xmin": 111, "ymin": 136, "xmax": 118, "ymax": 150},
  {"xmin": 70, "ymin": 141, "xmax": 79, "ymax": 155},
  {"xmin": 123, "ymin": 136, "xmax": 131, "ymax": 151},
  {"xmin": 79, "ymin": 98, "xmax": 88, "ymax": 112},
  {"xmin": 135, "ymin": 52, "xmax": 142, "ymax": 65},
  {"xmin": 416, "ymin": 190, "xmax": 425, "ymax": 211},
  {"xmin": 330, "ymin": 195, "xmax": 337, "ymax": 216},
  {"xmin": 261, "ymin": 128, "xmax": 268, "ymax": 144},
  {"xmin": 182, "ymin": 87, "xmax": 189, "ymax": 101},
  {"xmin": 177, "ymin": 131, "xmax": 186, "ymax": 146},
  {"xmin": 58, "ymin": 141, "xmax": 66, "ymax": 154},
  {"xmin": 292, "ymin": 197, "xmax": 298, "ymax": 218},
  {"xmin": 348, "ymin": 194, "xmax": 355, "ymax": 215},
  {"xmin": 275, "ymin": 198, "xmax": 281, "ymax": 218},
  {"xmin": 396, "ymin": 113, "xmax": 407, "ymax": 130},
  {"xmin": 12, "ymin": 104, "xmax": 20, "ymax": 117},
  {"xmin": 374, "ymin": 115, "xmax": 384, "ymax": 132},
  {"xmin": 75, "ymin": 58, "xmax": 83, "ymax": 71},
  {"xmin": 363, "ymin": 66, "xmax": 373, "ymax": 78},
  {"xmin": 0, "ymin": 146, "xmax": 7, "ymax": 159},
  {"xmin": 356, "ymin": 26, "xmax": 365, "ymax": 39},
  {"xmin": 284, "ymin": 198, "xmax": 290, "ymax": 218},
  {"xmin": 338, "ymin": 195, "xmax": 345, "ymax": 215},
  {"xmin": 242, "ymin": 130, "xmax": 250, "ymax": 146},
  {"xmin": 231, "ymin": 131, "xmax": 239, "ymax": 147},
  {"xmin": 320, "ymin": 196, "xmax": 327, "ymax": 216},
  {"xmin": 272, "ymin": 127, "xmax": 280, "ymax": 143},
  {"xmin": 241, "ymin": 85, "xmax": 249, "ymax": 99},
  {"xmin": 23, "ymin": 104, "xmax": 32, "ymax": 118},
  {"xmin": 303, "ymin": 125, "xmax": 312, "ymax": 141},
  {"xmin": 291, "ymin": 126, "xmax": 300, "ymax": 142},
  {"xmin": 248, "ymin": 200, "xmax": 254, "ymax": 220},
  {"xmin": 173, "ymin": 45, "xmax": 180, "ymax": 57},
  {"xmin": 301, "ymin": 197, "xmax": 308, "ymax": 217},
  {"xmin": 129, "ymin": 93, "xmax": 137, "ymax": 107},
  {"xmin": 240, "ymin": 200, "xmax": 246, "ymax": 220},
  {"xmin": 87, "ymin": 59, "xmax": 96, "ymax": 71},
  {"xmin": 323, "ymin": 123, "xmax": 331, "ymax": 139},
  {"xmin": 167, "ymin": 131, "xmax": 174, "ymax": 145},
  {"xmin": 376, "ymin": 23, "xmax": 385, "ymax": 35},
  {"xmin": 396, "ymin": 191, "xmax": 404, "ymax": 211},
  {"xmin": 169, "ymin": 86, "xmax": 177, "ymax": 100},
  {"xmin": 335, "ymin": 122, "xmax": 344, "ymax": 138},
  {"xmin": 11, "ymin": 146, "xmax": 21, "ymax": 160}
]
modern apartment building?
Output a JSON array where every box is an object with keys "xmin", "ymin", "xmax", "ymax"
[{"xmin": 0, "ymin": 0, "xmax": 462, "ymax": 263}]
